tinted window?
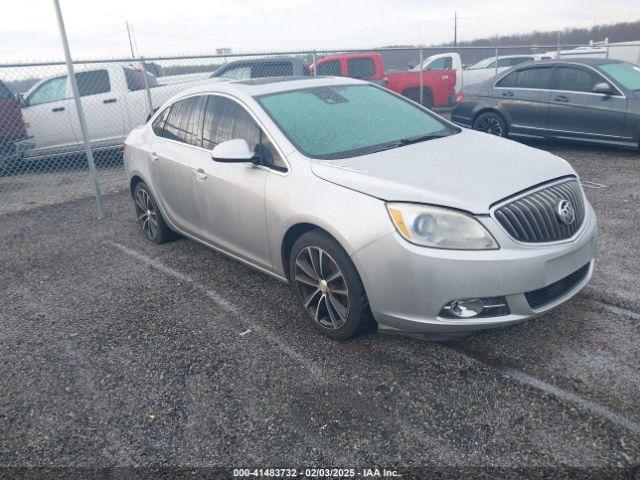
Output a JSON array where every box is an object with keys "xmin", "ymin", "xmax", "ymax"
[
  {"xmin": 76, "ymin": 70, "xmax": 110, "ymax": 97},
  {"xmin": 514, "ymin": 67, "xmax": 552, "ymax": 89},
  {"xmin": 162, "ymin": 96, "xmax": 203, "ymax": 145},
  {"xmin": 251, "ymin": 62, "xmax": 294, "ymax": 78},
  {"xmin": 152, "ymin": 106, "xmax": 172, "ymax": 136},
  {"xmin": 258, "ymin": 84, "xmax": 458, "ymax": 160},
  {"xmin": 347, "ymin": 58, "xmax": 376, "ymax": 78},
  {"xmin": 0, "ymin": 81, "xmax": 13, "ymax": 98},
  {"xmin": 425, "ymin": 57, "xmax": 452, "ymax": 71},
  {"xmin": 28, "ymin": 76, "xmax": 67, "ymax": 106},
  {"xmin": 202, "ymin": 96, "xmax": 287, "ymax": 171},
  {"xmin": 316, "ymin": 60, "xmax": 341, "ymax": 76},
  {"xmin": 496, "ymin": 71, "xmax": 517, "ymax": 88},
  {"xmin": 553, "ymin": 67, "xmax": 603, "ymax": 93},
  {"xmin": 124, "ymin": 67, "xmax": 158, "ymax": 90}
]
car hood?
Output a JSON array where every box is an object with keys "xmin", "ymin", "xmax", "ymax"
[{"xmin": 310, "ymin": 129, "xmax": 576, "ymax": 214}]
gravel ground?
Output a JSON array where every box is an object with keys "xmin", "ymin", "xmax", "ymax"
[{"xmin": 0, "ymin": 141, "xmax": 639, "ymax": 478}]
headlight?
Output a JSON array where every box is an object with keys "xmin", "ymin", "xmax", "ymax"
[{"xmin": 387, "ymin": 203, "xmax": 499, "ymax": 250}]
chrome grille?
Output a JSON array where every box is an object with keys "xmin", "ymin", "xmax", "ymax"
[{"xmin": 494, "ymin": 179, "xmax": 585, "ymax": 243}]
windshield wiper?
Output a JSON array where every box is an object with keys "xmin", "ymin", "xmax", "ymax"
[{"xmin": 398, "ymin": 133, "xmax": 448, "ymax": 145}]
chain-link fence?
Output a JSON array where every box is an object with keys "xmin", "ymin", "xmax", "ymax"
[{"xmin": 1, "ymin": 41, "xmax": 639, "ymax": 216}]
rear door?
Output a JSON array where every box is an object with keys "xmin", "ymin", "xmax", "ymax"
[
  {"xmin": 22, "ymin": 75, "xmax": 75, "ymax": 150},
  {"xmin": 547, "ymin": 65, "xmax": 627, "ymax": 139},
  {"xmin": 147, "ymin": 95, "xmax": 207, "ymax": 236},
  {"xmin": 493, "ymin": 66, "xmax": 553, "ymax": 132},
  {"xmin": 68, "ymin": 69, "xmax": 126, "ymax": 145}
]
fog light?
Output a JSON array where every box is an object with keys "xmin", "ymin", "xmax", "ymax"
[{"xmin": 448, "ymin": 298, "xmax": 484, "ymax": 318}]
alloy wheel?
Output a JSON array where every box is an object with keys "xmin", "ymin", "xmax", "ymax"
[
  {"xmin": 294, "ymin": 246, "xmax": 350, "ymax": 330},
  {"xmin": 477, "ymin": 116, "xmax": 504, "ymax": 136},
  {"xmin": 134, "ymin": 188, "xmax": 159, "ymax": 241}
]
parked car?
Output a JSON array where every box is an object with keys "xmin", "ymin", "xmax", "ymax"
[
  {"xmin": 0, "ymin": 79, "xmax": 27, "ymax": 170},
  {"xmin": 452, "ymin": 58, "xmax": 640, "ymax": 149},
  {"xmin": 124, "ymin": 77, "xmax": 597, "ymax": 340},
  {"xmin": 210, "ymin": 56, "xmax": 310, "ymax": 80},
  {"xmin": 16, "ymin": 65, "xmax": 216, "ymax": 159},
  {"xmin": 313, "ymin": 53, "xmax": 457, "ymax": 107},
  {"xmin": 552, "ymin": 40, "xmax": 640, "ymax": 66},
  {"xmin": 459, "ymin": 54, "xmax": 555, "ymax": 87}
]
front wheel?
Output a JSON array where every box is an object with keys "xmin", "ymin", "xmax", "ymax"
[
  {"xmin": 473, "ymin": 111, "xmax": 508, "ymax": 137},
  {"xmin": 289, "ymin": 230, "xmax": 372, "ymax": 340}
]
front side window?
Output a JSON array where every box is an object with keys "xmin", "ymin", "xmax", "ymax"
[
  {"xmin": 598, "ymin": 62, "xmax": 640, "ymax": 91},
  {"xmin": 425, "ymin": 57, "xmax": 453, "ymax": 71},
  {"xmin": 202, "ymin": 95, "xmax": 287, "ymax": 171},
  {"xmin": 258, "ymin": 84, "xmax": 458, "ymax": 160},
  {"xmin": 219, "ymin": 65, "xmax": 252, "ymax": 80},
  {"xmin": 76, "ymin": 70, "xmax": 111, "ymax": 97},
  {"xmin": 347, "ymin": 58, "xmax": 376, "ymax": 79},
  {"xmin": 252, "ymin": 62, "xmax": 294, "ymax": 78},
  {"xmin": 553, "ymin": 67, "xmax": 603, "ymax": 93},
  {"xmin": 28, "ymin": 76, "xmax": 67, "ymax": 106},
  {"xmin": 514, "ymin": 67, "xmax": 553, "ymax": 89},
  {"xmin": 162, "ymin": 96, "xmax": 203, "ymax": 145},
  {"xmin": 316, "ymin": 60, "xmax": 342, "ymax": 77}
]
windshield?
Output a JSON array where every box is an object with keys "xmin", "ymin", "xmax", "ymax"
[
  {"xmin": 469, "ymin": 57, "xmax": 495, "ymax": 69},
  {"xmin": 599, "ymin": 62, "xmax": 640, "ymax": 91},
  {"xmin": 257, "ymin": 84, "xmax": 458, "ymax": 159}
]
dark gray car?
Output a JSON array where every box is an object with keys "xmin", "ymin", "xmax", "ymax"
[
  {"xmin": 211, "ymin": 56, "xmax": 310, "ymax": 80},
  {"xmin": 452, "ymin": 58, "xmax": 640, "ymax": 149}
]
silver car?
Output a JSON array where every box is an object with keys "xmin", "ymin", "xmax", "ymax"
[{"xmin": 123, "ymin": 77, "xmax": 597, "ymax": 340}]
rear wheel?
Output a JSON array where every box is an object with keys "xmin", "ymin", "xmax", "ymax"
[
  {"xmin": 473, "ymin": 111, "xmax": 508, "ymax": 137},
  {"xmin": 133, "ymin": 182, "xmax": 176, "ymax": 244},
  {"xmin": 289, "ymin": 230, "xmax": 372, "ymax": 340}
]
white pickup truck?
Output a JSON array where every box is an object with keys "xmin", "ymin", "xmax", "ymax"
[{"xmin": 17, "ymin": 64, "xmax": 214, "ymax": 158}]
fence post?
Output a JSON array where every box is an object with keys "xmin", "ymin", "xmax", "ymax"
[
  {"xmin": 605, "ymin": 38, "xmax": 610, "ymax": 59},
  {"xmin": 139, "ymin": 56, "xmax": 154, "ymax": 116},
  {"xmin": 419, "ymin": 48, "xmax": 424, "ymax": 106},
  {"xmin": 312, "ymin": 51, "xmax": 317, "ymax": 76},
  {"xmin": 495, "ymin": 48, "xmax": 499, "ymax": 75},
  {"xmin": 52, "ymin": 0, "xmax": 105, "ymax": 219}
]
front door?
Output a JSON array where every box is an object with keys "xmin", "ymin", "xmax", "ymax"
[
  {"xmin": 547, "ymin": 65, "xmax": 627, "ymax": 139},
  {"xmin": 194, "ymin": 94, "xmax": 272, "ymax": 269}
]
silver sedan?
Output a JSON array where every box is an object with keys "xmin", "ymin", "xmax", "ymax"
[{"xmin": 123, "ymin": 77, "xmax": 597, "ymax": 340}]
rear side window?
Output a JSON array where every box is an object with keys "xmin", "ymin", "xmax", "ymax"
[
  {"xmin": 124, "ymin": 67, "xmax": 158, "ymax": 91},
  {"xmin": 28, "ymin": 76, "xmax": 67, "ymax": 106},
  {"xmin": 496, "ymin": 71, "xmax": 517, "ymax": 88},
  {"xmin": 202, "ymin": 95, "xmax": 287, "ymax": 172},
  {"xmin": 553, "ymin": 67, "xmax": 603, "ymax": 93},
  {"xmin": 76, "ymin": 70, "xmax": 110, "ymax": 97},
  {"xmin": 251, "ymin": 62, "xmax": 294, "ymax": 78},
  {"xmin": 162, "ymin": 96, "xmax": 203, "ymax": 146},
  {"xmin": 514, "ymin": 67, "xmax": 552, "ymax": 89},
  {"xmin": 152, "ymin": 106, "xmax": 172, "ymax": 136},
  {"xmin": 317, "ymin": 60, "xmax": 341, "ymax": 76},
  {"xmin": 347, "ymin": 58, "xmax": 376, "ymax": 79},
  {"xmin": 425, "ymin": 57, "xmax": 453, "ymax": 71}
]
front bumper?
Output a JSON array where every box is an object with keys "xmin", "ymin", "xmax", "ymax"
[{"xmin": 352, "ymin": 202, "xmax": 597, "ymax": 334}]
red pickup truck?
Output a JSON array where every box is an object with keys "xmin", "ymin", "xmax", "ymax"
[{"xmin": 313, "ymin": 53, "xmax": 457, "ymax": 108}]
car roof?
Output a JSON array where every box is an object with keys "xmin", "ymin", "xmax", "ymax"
[
  {"xmin": 168, "ymin": 75, "xmax": 366, "ymax": 100},
  {"xmin": 522, "ymin": 58, "xmax": 626, "ymax": 67}
]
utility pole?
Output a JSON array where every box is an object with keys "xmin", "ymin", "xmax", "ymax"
[
  {"xmin": 126, "ymin": 20, "xmax": 135, "ymax": 57},
  {"xmin": 454, "ymin": 12, "xmax": 458, "ymax": 47}
]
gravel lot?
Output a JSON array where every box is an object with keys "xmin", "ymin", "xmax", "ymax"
[{"xmin": 0, "ymin": 140, "xmax": 639, "ymax": 478}]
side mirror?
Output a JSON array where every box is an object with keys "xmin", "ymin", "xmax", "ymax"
[
  {"xmin": 592, "ymin": 82, "xmax": 614, "ymax": 95},
  {"xmin": 211, "ymin": 138, "xmax": 258, "ymax": 163},
  {"xmin": 16, "ymin": 93, "xmax": 26, "ymax": 107}
]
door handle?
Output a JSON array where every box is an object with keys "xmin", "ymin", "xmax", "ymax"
[
  {"xmin": 52, "ymin": 107, "xmax": 65, "ymax": 112},
  {"xmin": 148, "ymin": 152, "xmax": 158, "ymax": 162},
  {"xmin": 554, "ymin": 95, "xmax": 569, "ymax": 103},
  {"xmin": 501, "ymin": 91, "xmax": 514, "ymax": 97},
  {"xmin": 193, "ymin": 168, "xmax": 207, "ymax": 181},
  {"xmin": 103, "ymin": 98, "xmax": 117, "ymax": 104}
]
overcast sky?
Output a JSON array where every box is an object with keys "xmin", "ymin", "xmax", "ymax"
[{"xmin": 0, "ymin": 0, "xmax": 639, "ymax": 62}]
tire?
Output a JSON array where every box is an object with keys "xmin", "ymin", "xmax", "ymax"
[
  {"xmin": 132, "ymin": 181, "xmax": 176, "ymax": 244},
  {"xmin": 403, "ymin": 88, "xmax": 434, "ymax": 109},
  {"xmin": 289, "ymin": 230, "xmax": 372, "ymax": 340},
  {"xmin": 473, "ymin": 111, "xmax": 508, "ymax": 137}
]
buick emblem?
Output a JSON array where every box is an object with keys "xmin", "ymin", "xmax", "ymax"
[{"xmin": 556, "ymin": 199, "xmax": 575, "ymax": 226}]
